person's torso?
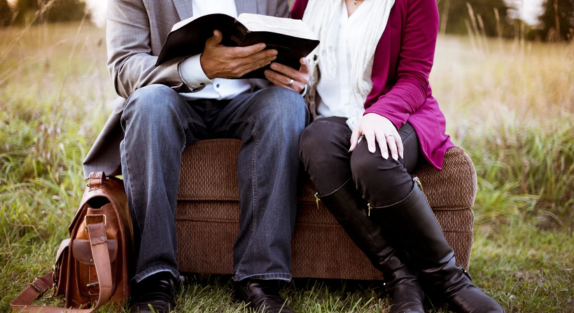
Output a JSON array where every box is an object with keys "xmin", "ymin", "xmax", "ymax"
[{"xmin": 316, "ymin": 0, "xmax": 375, "ymax": 123}]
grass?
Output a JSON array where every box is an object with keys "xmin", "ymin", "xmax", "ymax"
[{"xmin": 1, "ymin": 22, "xmax": 573, "ymax": 312}]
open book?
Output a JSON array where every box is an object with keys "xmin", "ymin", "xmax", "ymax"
[{"xmin": 156, "ymin": 13, "xmax": 320, "ymax": 79}]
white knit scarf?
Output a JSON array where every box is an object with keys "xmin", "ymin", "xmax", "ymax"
[{"xmin": 301, "ymin": 0, "xmax": 395, "ymax": 122}]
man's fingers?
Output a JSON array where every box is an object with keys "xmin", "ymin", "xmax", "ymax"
[
  {"xmin": 237, "ymin": 49, "xmax": 277, "ymax": 66},
  {"xmin": 237, "ymin": 55, "xmax": 276, "ymax": 76},
  {"xmin": 270, "ymin": 62, "xmax": 306, "ymax": 83},
  {"xmin": 264, "ymin": 69, "xmax": 292, "ymax": 85},
  {"xmin": 299, "ymin": 58, "xmax": 310, "ymax": 74},
  {"xmin": 265, "ymin": 73, "xmax": 298, "ymax": 91},
  {"xmin": 264, "ymin": 71, "xmax": 304, "ymax": 92},
  {"xmin": 386, "ymin": 134, "xmax": 399, "ymax": 160},
  {"xmin": 349, "ymin": 128, "xmax": 361, "ymax": 152},
  {"xmin": 365, "ymin": 131, "xmax": 376, "ymax": 154},
  {"xmin": 231, "ymin": 43, "xmax": 269, "ymax": 58},
  {"xmin": 206, "ymin": 30, "xmax": 223, "ymax": 48}
]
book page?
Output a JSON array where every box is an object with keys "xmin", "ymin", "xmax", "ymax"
[
  {"xmin": 237, "ymin": 13, "xmax": 317, "ymax": 40},
  {"xmin": 171, "ymin": 13, "xmax": 234, "ymax": 32}
]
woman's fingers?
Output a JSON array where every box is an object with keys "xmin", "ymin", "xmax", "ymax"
[
  {"xmin": 386, "ymin": 134, "xmax": 399, "ymax": 160},
  {"xmin": 364, "ymin": 130, "xmax": 376, "ymax": 153},
  {"xmin": 395, "ymin": 131, "xmax": 404, "ymax": 159},
  {"xmin": 375, "ymin": 131, "xmax": 389, "ymax": 159},
  {"xmin": 349, "ymin": 127, "xmax": 361, "ymax": 152}
]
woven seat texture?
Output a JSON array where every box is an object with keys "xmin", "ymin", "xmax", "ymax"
[{"xmin": 176, "ymin": 139, "xmax": 477, "ymax": 280}]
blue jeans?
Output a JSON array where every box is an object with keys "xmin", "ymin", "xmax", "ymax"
[{"xmin": 120, "ymin": 85, "xmax": 309, "ymax": 283}]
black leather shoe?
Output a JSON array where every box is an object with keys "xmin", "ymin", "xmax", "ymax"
[
  {"xmin": 318, "ymin": 179, "xmax": 425, "ymax": 313},
  {"xmin": 234, "ymin": 279, "xmax": 295, "ymax": 313},
  {"xmin": 372, "ymin": 181, "xmax": 504, "ymax": 313},
  {"xmin": 129, "ymin": 272, "xmax": 176, "ymax": 313}
]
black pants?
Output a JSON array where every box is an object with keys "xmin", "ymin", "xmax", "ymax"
[{"xmin": 299, "ymin": 117, "xmax": 422, "ymax": 207}]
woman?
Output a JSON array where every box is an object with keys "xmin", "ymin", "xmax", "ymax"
[{"xmin": 271, "ymin": 0, "xmax": 504, "ymax": 312}]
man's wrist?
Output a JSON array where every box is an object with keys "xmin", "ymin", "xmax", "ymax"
[{"xmin": 179, "ymin": 54, "xmax": 213, "ymax": 90}]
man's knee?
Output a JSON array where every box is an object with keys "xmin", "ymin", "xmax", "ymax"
[
  {"xmin": 255, "ymin": 87, "xmax": 308, "ymax": 127},
  {"xmin": 124, "ymin": 84, "xmax": 182, "ymax": 118}
]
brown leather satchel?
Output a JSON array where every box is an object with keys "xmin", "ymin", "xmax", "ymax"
[{"xmin": 11, "ymin": 172, "xmax": 134, "ymax": 312}]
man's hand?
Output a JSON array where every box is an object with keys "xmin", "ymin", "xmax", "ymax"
[
  {"xmin": 200, "ymin": 30, "xmax": 278, "ymax": 79},
  {"xmin": 349, "ymin": 113, "xmax": 404, "ymax": 160},
  {"xmin": 263, "ymin": 58, "xmax": 310, "ymax": 93}
]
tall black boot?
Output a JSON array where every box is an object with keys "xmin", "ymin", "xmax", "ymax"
[
  {"xmin": 371, "ymin": 180, "xmax": 504, "ymax": 313},
  {"xmin": 319, "ymin": 179, "xmax": 425, "ymax": 313}
]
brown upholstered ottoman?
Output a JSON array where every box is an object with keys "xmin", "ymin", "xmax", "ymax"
[{"xmin": 175, "ymin": 139, "xmax": 476, "ymax": 280}]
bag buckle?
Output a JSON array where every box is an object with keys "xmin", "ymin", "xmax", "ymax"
[
  {"xmin": 84, "ymin": 215, "xmax": 107, "ymax": 234},
  {"xmin": 87, "ymin": 282, "xmax": 100, "ymax": 296},
  {"xmin": 84, "ymin": 214, "xmax": 107, "ymax": 228}
]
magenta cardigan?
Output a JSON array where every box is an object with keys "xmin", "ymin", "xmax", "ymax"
[{"xmin": 291, "ymin": 0, "xmax": 454, "ymax": 170}]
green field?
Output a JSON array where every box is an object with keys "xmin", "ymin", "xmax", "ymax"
[{"xmin": 1, "ymin": 23, "xmax": 573, "ymax": 312}]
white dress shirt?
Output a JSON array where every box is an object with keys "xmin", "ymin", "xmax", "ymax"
[
  {"xmin": 178, "ymin": 0, "xmax": 254, "ymax": 100},
  {"xmin": 316, "ymin": 0, "xmax": 375, "ymax": 130}
]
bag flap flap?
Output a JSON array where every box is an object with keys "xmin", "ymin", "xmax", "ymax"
[{"xmin": 72, "ymin": 239, "xmax": 118, "ymax": 264}]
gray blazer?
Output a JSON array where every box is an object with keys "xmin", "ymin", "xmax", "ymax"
[{"xmin": 82, "ymin": 0, "xmax": 291, "ymax": 179}]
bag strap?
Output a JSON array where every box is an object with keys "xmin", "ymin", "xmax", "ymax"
[{"xmin": 11, "ymin": 218, "xmax": 114, "ymax": 313}]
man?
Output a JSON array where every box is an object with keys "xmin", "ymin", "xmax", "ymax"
[{"xmin": 82, "ymin": 0, "xmax": 310, "ymax": 312}]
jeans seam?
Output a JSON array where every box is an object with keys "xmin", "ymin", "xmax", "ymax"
[
  {"xmin": 249, "ymin": 116, "xmax": 259, "ymax": 257},
  {"xmin": 123, "ymin": 142, "xmax": 143, "ymax": 234}
]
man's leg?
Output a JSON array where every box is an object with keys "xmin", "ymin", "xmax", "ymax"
[
  {"xmin": 209, "ymin": 86, "xmax": 308, "ymax": 311},
  {"xmin": 120, "ymin": 85, "xmax": 207, "ymax": 312}
]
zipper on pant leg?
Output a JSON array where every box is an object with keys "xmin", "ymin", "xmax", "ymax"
[
  {"xmin": 314, "ymin": 192, "xmax": 320, "ymax": 210},
  {"xmin": 413, "ymin": 176, "xmax": 429, "ymax": 203},
  {"xmin": 413, "ymin": 176, "xmax": 423, "ymax": 192},
  {"xmin": 367, "ymin": 203, "xmax": 372, "ymax": 216}
]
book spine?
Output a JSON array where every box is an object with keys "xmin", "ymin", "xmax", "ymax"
[{"xmin": 229, "ymin": 21, "xmax": 248, "ymax": 46}]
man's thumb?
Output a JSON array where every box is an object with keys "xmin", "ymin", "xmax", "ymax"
[{"xmin": 207, "ymin": 29, "xmax": 223, "ymax": 47}]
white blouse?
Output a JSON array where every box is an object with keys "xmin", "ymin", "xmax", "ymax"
[{"xmin": 315, "ymin": 0, "xmax": 375, "ymax": 130}]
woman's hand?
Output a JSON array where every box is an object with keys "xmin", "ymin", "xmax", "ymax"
[
  {"xmin": 349, "ymin": 113, "xmax": 404, "ymax": 160},
  {"xmin": 264, "ymin": 57, "xmax": 310, "ymax": 93}
]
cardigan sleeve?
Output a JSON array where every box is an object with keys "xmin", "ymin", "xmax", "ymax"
[
  {"xmin": 290, "ymin": 0, "xmax": 309, "ymax": 20},
  {"xmin": 363, "ymin": 0, "xmax": 439, "ymax": 130}
]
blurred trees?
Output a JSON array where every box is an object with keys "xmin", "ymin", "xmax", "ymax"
[
  {"xmin": 9, "ymin": 0, "xmax": 87, "ymax": 25},
  {"xmin": 538, "ymin": 0, "xmax": 574, "ymax": 41},
  {"xmin": 438, "ymin": 0, "xmax": 514, "ymax": 37}
]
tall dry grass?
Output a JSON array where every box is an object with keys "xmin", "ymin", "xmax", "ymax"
[{"xmin": 432, "ymin": 35, "xmax": 574, "ymax": 230}]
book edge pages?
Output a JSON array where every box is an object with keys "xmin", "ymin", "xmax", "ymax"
[
  {"xmin": 171, "ymin": 13, "xmax": 236, "ymax": 32},
  {"xmin": 237, "ymin": 13, "xmax": 318, "ymax": 41}
]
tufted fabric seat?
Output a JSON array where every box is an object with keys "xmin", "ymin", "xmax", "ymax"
[{"xmin": 175, "ymin": 139, "xmax": 477, "ymax": 280}]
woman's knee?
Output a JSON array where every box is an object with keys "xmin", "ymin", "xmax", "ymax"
[
  {"xmin": 300, "ymin": 120, "xmax": 345, "ymax": 165},
  {"xmin": 350, "ymin": 142, "xmax": 413, "ymax": 206}
]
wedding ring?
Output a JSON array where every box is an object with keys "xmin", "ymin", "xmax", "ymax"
[
  {"xmin": 385, "ymin": 134, "xmax": 394, "ymax": 138},
  {"xmin": 288, "ymin": 78, "xmax": 294, "ymax": 86}
]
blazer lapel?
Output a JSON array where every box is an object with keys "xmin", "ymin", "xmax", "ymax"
[
  {"xmin": 235, "ymin": 0, "xmax": 258, "ymax": 15},
  {"xmin": 172, "ymin": 0, "xmax": 194, "ymax": 20}
]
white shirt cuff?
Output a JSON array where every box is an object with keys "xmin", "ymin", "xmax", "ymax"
[{"xmin": 179, "ymin": 54, "xmax": 213, "ymax": 90}]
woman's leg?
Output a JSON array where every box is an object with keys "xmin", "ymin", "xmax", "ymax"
[
  {"xmin": 300, "ymin": 118, "xmax": 425, "ymax": 313},
  {"xmin": 351, "ymin": 124, "xmax": 503, "ymax": 313}
]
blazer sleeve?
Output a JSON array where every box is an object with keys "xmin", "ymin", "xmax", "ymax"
[
  {"xmin": 290, "ymin": 0, "xmax": 309, "ymax": 20},
  {"xmin": 106, "ymin": 0, "xmax": 188, "ymax": 99},
  {"xmin": 364, "ymin": 0, "xmax": 439, "ymax": 130}
]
